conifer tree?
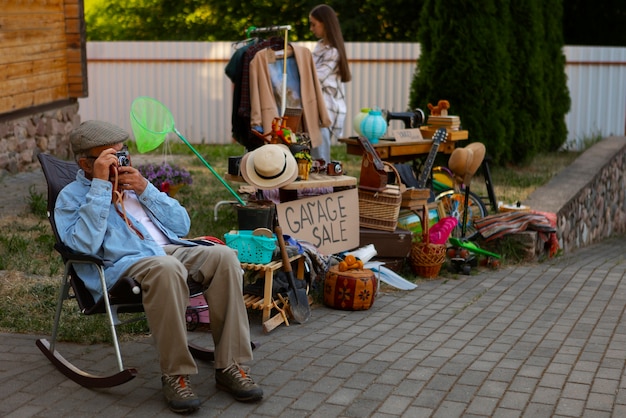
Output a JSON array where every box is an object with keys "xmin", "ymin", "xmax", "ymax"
[
  {"xmin": 509, "ymin": 0, "xmax": 546, "ymax": 163},
  {"xmin": 542, "ymin": 1, "xmax": 571, "ymax": 151},
  {"xmin": 409, "ymin": 0, "xmax": 513, "ymax": 164},
  {"xmin": 410, "ymin": 0, "xmax": 570, "ymax": 164}
]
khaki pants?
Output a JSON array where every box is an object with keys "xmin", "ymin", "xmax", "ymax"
[{"xmin": 123, "ymin": 244, "xmax": 253, "ymax": 375}]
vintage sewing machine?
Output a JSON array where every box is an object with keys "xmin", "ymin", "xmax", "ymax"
[{"xmin": 385, "ymin": 108, "xmax": 426, "ymax": 129}]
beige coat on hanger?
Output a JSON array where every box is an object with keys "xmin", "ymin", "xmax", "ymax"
[{"xmin": 249, "ymin": 44, "xmax": 331, "ymax": 148}]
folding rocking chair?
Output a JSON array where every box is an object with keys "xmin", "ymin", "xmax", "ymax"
[{"xmin": 35, "ymin": 153, "xmax": 217, "ymax": 388}]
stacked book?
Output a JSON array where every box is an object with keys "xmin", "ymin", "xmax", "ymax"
[
  {"xmin": 400, "ymin": 188, "xmax": 430, "ymax": 210},
  {"xmin": 427, "ymin": 115, "xmax": 461, "ymax": 130}
]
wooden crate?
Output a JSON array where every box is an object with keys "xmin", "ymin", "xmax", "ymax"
[{"xmin": 419, "ymin": 126, "xmax": 469, "ymax": 140}]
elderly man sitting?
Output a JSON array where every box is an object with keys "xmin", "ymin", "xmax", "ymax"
[{"xmin": 55, "ymin": 120, "xmax": 262, "ymax": 413}]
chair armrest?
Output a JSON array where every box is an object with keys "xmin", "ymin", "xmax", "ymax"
[{"xmin": 54, "ymin": 242, "xmax": 113, "ymax": 268}]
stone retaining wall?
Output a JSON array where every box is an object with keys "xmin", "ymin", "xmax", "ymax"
[
  {"xmin": 0, "ymin": 103, "xmax": 80, "ymax": 175},
  {"xmin": 526, "ymin": 136, "xmax": 626, "ymax": 254}
]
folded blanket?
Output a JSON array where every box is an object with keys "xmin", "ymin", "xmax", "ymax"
[{"xmin": 475, "ymin": 210, "xmax": 559, "ymax": 257}]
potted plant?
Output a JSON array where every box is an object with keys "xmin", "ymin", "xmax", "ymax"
[
  {"xmin": 293, "ymin": 150, "xmax": 312, "ymax": 180},
  {"xmin": 136, "ymin": 162, "xmax": 193, "ymax": 196}
]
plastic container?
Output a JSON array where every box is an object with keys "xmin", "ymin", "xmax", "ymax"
[{"xmin": 224, "ymin": 230, "xmax": 276, "ymax": 264}]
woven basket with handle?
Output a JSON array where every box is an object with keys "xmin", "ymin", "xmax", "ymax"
[
  {"xmin": 358, "ymin": 162, "xmax": 402, "ymax": 232},
  {"xmin": 410, "ymin": 204, "xmax": 446, "ymax": 279}
]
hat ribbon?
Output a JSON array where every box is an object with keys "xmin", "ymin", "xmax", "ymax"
[{"xmin": 255, "ymin": 154, "xmax": 287, "ymax": 180}]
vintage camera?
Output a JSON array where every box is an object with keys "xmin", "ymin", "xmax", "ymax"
[
  {"xmin": 327, "ymin": 161, "xmax": 343, "ymax": 176},
  {"xmin": 110, "ymin": 148, "xmax": 131, "ymax": 179},
  {"xmin": 115, "ymin": 149, "xmax": 131, "ymax": 167}
]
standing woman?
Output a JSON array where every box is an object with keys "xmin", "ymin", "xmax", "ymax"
[{"xmin": 309, "ymin": 4, "xmax": 352, "ymax": 164}]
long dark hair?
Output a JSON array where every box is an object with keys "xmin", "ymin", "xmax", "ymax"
[{"xmin": 310, "ymin": 4, "xmax": 352, "ymax": 83}]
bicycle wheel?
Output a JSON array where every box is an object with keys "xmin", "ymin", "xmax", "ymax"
[{"xmin": 435, "ymin": 189, "xmax": 488, "ymax": 240}]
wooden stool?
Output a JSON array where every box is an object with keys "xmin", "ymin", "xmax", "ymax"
[{"xmin": 241, "ymin": 255, "xmax": 305, "ymax": 333}]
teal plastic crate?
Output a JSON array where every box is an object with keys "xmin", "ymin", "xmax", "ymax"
[{"xmin": 224, "ymin": 230, "xmax": 276, "ymax": 264}]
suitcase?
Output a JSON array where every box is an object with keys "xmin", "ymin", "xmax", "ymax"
[{"xmin": 359, "ymin": 227, "xmax": 413, "ymax": 258}]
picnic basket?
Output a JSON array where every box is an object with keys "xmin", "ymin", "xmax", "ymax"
[
  {"xmin": 410, "ymin": 204, "xmax": 446, "ymax": 279},
  {"xmin": 358, "ymin": 162, "xmax": 402, "ymax": 232}
]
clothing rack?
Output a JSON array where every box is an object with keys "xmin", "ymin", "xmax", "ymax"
[
  {"xmin": 246, "ymin": 25, "xmax": 292, "ymax": 37},
  {"xmin": 246, "ymin": 25, "xmax": 291, "ymax": 116}
]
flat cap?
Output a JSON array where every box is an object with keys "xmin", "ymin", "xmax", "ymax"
[{"xmin": 70, "ymin": 120, "xmax": 129, "ymax": 154}]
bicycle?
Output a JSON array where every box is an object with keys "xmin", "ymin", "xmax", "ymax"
[
  {"xmin": 393, "ymin": 134, "xmax": 498, "ymax": 241},
  {"xmin": 431, "ymin": 166, "xmax": 488, "ymax": 240}
]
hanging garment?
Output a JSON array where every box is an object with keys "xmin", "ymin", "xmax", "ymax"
[
  {"xmin": 225, "ymin": 42, "xmax": 255, "ymax": 148},
  {"xmin": 249, "ymin": 45, "xmax": 330, "ymax": 149},
  {"xmin": 226, "ymin": 37, "xmax": 285, "ymax": 150}
]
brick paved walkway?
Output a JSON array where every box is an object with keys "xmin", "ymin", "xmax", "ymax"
[
  {"xmin": 1, "ymin": 234, "xmax": 624, "ymax": 417},
  {"xmin": 2, "ymin": 160, "xmax": 625, "ymax": 417}
]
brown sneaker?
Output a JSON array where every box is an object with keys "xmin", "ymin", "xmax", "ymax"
[
  {"xmin": 161, "ymin": 374, "xmax": 201, "ymax": 413},
  {"xmin": 215, "ymin": 363, "xmax": 263, "ymax": 402}
]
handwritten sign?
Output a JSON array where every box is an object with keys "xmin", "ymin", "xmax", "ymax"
[
  {"xmin": 276, "ymin": 188, "xmax": 359, "ymax": 255},
  {"xmin": 392, "ymin": 128, "xmax": 425, "ymax": 143}
]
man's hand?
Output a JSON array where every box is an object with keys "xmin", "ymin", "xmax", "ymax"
[
  {"xmin": 92, "ymin": 148, "xmax": 120, "ymax": 181},
  {"xmin": 114, "ymin": 166, "xmax": 148, "ymax": 195},
  {"xmin": 91, "ymin": 148, "xmax": 148, "ymax": 194}
]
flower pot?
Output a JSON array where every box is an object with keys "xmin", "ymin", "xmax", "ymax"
[
  {"xmin": 165, "ymin": 183, "xmax": 185, "ymax": 197},
  {"xmin": 297, "ymin": 159, "xmax": 311, "ymax": 180},
  {"xmin": 236, "ymin": 200, "xmax": 276, "ymax": 230}
]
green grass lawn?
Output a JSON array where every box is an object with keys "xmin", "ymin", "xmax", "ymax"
[{"xmin": 0, "ymin": 141, "xmax": 582, "ymax": 342}]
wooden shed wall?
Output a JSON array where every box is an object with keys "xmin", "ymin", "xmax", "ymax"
[{"xmin": 0, "ymin": 0, "xmax": 87, "ymax": 115}]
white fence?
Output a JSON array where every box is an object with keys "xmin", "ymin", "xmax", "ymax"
[{"xmin": 78, "ymin": 42, "xmax": 626, "ymax": 150}]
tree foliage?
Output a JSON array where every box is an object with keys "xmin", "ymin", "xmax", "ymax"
[
  {"xmin": 508, "ymin": 0, "xmax": 545, "ymax": 162},
  {"xmin": 84, "ymin": 0, "xmax": 612, "ymax": 164},
  {"xmin": 409, "ymin": 0, "xmax": 571, "ymax": 165},
  {"xmin": 542, "ymin": 1, "xmax": 571, "ymax": 151},
  {"xmin": 564, "ymin": 0, "xmax": 626, "ymax": 46},
  {"xmin": 85, "ymin": 0, "xmax": 424, "ymax": 42},
  {"xmin": 410, "ymin": 0, "xmax": 513, "ymax": 164},
  {"xmin": 85, "ymin": 0, "xmax": 626, "ymax": 44}
]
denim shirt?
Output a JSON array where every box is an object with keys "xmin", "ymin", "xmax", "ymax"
[{"xmin": 54, "ymin": 169, "xmax": 195, "ymax": 301}]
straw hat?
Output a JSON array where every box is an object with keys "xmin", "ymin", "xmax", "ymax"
[
  {"xmin": 240, "ymin": 144, "xmax": 298, "ymax": 190},
  {"xmin": 448, "ymin": 142, "xmax": 486, "ymax": 186}
]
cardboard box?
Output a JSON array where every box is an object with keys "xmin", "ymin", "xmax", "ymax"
[
  {"xmin": 277, "ymin": 188, "xmax": 359, "ymax": 255},
  {"xmin": 359, "ymin": 227, "xmax": 413, "ymax": 258}
]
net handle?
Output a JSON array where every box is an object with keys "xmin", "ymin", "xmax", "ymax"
[
  {"xmin": 172, "ymin": 128, "xmax": 245, "ymax": 206},
  {"xmin": 132, "ymin": 97, "xmax": 246, "ymax": 206}
]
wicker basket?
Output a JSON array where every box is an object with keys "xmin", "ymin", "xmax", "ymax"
[
  {"xmin": 410, "ymin": 205, "xmax": 446, "ymax": 279},
  {"xmin": 358, "ymin": 163, "xmax": 402, "ymax": 232}
]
